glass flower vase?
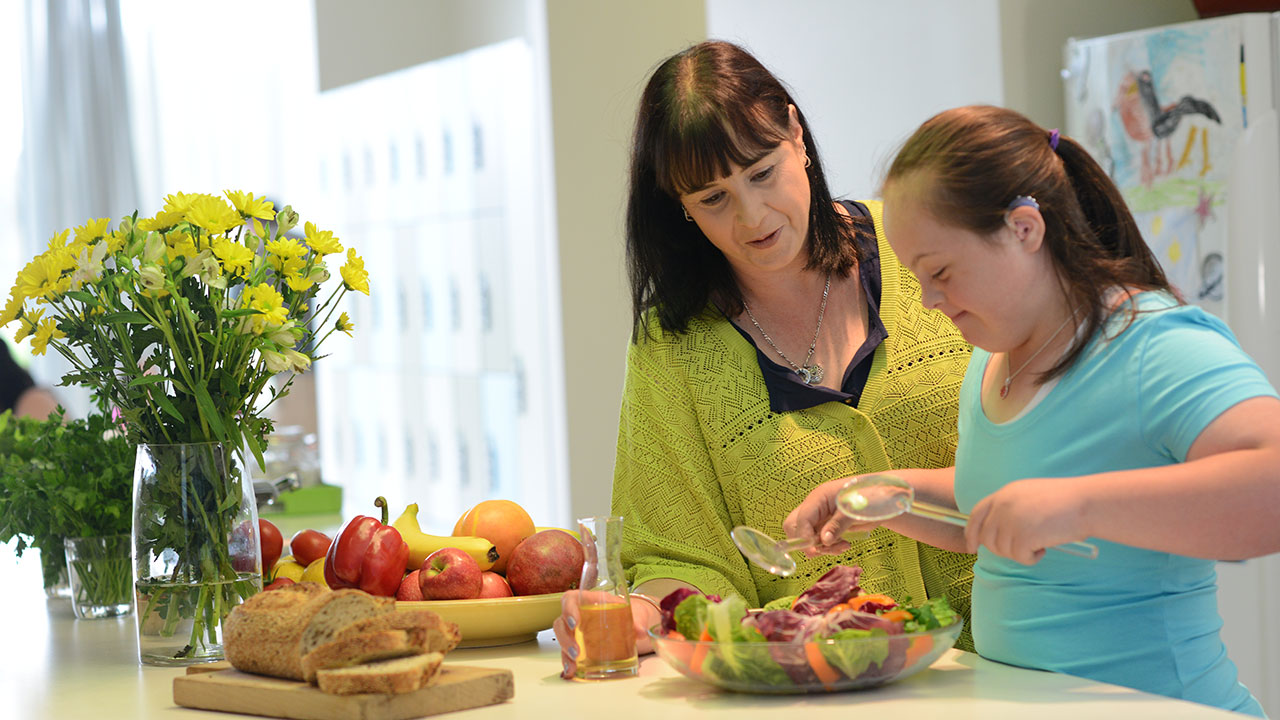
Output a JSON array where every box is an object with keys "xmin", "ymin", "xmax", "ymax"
[
  {"xmin": 132, "ymin": 442, "xmax": 263, "ymax": 665},
  {"xmin": 64, "ymin": 534, "xmax": 134, "ymax": 619}
]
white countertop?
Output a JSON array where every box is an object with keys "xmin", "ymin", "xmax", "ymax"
[{"xmin": 0, "ymin": 547, "xmax": 1238, "ymax": 719}]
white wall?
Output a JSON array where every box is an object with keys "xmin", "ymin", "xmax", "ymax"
[{"xmin": 707, "ymin": 0, "xmax": 1004, "ymax": 201}]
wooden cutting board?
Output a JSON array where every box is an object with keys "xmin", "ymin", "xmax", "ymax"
[{"xmin": 173, "ymin": 662, "xmax": 514, "ymax": 720}]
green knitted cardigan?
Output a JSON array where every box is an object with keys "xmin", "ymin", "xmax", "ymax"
[{"xmin": 611, "ymin": 200, "xmax": 975, "ymax": 649}]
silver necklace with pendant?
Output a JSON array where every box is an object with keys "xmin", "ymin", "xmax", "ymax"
[
  {"xmin": 743, "ymin": 274, "xmax": 831, "ymax": 386},
  {"xmin": 1000, "ymin": 306, "xmax": 1080, "ymax": 399}
]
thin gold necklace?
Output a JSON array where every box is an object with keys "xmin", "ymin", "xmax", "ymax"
[
  {"xmin": 743, "ymin": 274, "xmax": 831, "ymax": 386},
  {"xmin": 1001, "ymin": 307, "xmax": 1080, "ymax": 399}
]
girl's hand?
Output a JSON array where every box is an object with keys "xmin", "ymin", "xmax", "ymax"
[
  {"xmin": 553, "ymin": 590, "xmax": 660, "ymax": 679},
  {"xmin": 785, "ymin": 476, "xmax": 882, "ymax": 557},
  {"xmin": 965, "ymin": 477, "xmax": 1089, "ymax": 564}
]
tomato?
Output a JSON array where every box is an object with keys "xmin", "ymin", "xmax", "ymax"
[
  {"xmin": 259, "ymin": 519, "xmax": 284, "ymax": 571},
  {"xmin": 290, "ymin": 528, "xmax": 333, "ymax": 567},
  {"xmin": 264, "ymin": 577, "xmax": 296, "ymax": 591}
]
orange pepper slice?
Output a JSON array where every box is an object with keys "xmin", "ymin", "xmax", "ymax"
[
  {"xmin": 846, "ymin": 593, "xmax": 897, "ymax": 613},
  {"xmin": 880, "ymin": 609, "xmax": 913, "ymax": 623}
]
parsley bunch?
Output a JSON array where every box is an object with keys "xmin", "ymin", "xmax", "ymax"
[{"xmin": 0, "ymin": 409, "xmax": 133, "ymax": 589}]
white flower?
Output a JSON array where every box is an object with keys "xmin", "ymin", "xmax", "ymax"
[
  {"xmin": 70, "ymin": 242, "xmax": 108, "ymax": 289},
  {"xmin": 261, "ymin": 349, "xmax": 291, "ymax": 373},
  {"xmin": 138, "ymin": 264, "xmax": 166, "ymax": 292},
  {"xmin": 268, "ymin": 321, "xmax": 302, "ymax": 347},
  {"xmin": 142, "ymin": 233, "xmax": 166, "ymax": 264},
  {"xmin": 284, "ymin": 349, "xmax": 311, "ymax": 373}
]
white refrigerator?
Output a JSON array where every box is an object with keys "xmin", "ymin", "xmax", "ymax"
[{"xmin": 1064, "ymin": 13, "xmax": 1280, "ymax": 713}]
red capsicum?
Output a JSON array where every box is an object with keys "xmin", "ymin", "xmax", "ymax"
[{"xmin": 324, "ymin": 497, "xmax": 410, "ymax": 596}]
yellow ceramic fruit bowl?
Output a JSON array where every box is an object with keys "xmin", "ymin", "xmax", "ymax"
[{"xmin": 398, "ymin": 592, "xmax": 565, "ymax": 648}]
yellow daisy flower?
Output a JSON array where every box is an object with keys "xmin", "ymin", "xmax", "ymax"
[
  {"xmin": 213, "ymin": 237, "xmax": 256, "ymax": 277},
  {"xmin": 104, "ymin": 231, "xmax": 126, "ymax": 254},
  {"xmin": 266, "ymin": 237, "xmax": 307, "ymax": 260},
  {"xmin": 15, "ymin": 253, "xmax": 70, "ymax": 303},
  {"xmin": 284, "ymin": 268, "xmax": 318, "ymax": 293},
  {"xmin": 46, "ymin": 229, "xmax": 70, "ymax": 251},
  {"xmin": 0, "ymin": 293, "xmax": 24, "ymax": 327},
  {"xmin": 166, "ymin": 231, "xmax": 200, "ymax": 265},
  {"xmin": 186, "ymin": 195, "xmax": 243, "ymax": 235},
  {"xmin": 137, "ymin": 208, "xmax": 185, "ymax": 232},
  {"xmin": 74, "ymin": 218, "xmax": 112, "ymax": 244},
  {"xmin": 340, "ymin": 248, "xmax": 369, "ymax": 295},
  {"xmin": 304, "ymin": 222, "xmax": 343, "ymax": 255},
  {"xmin": 335, "ymin": 311, "xmax": 354, "ymax": 337},
  {"xmin": 224, "ymin": 190, "xmax": 276, "ymax": 221},
  {"xmin": 30, "ymin": 318, "xmax": 65, "ymax": 356},
  {"xmin": 241, "ymin": 283, "xmax": 288, "ymax": 334},
  {"xmin": 14, "ymin": 308, "xmax": 43, "ymax": 343}
]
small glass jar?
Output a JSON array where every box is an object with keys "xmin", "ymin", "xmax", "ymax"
[
  {"xmin": 64, "ymin": 535, "xmax": 134, "ymax": 619},
  {"xmin": 574, "ymin": 516, "xmax": 639, "ymax": 680}
]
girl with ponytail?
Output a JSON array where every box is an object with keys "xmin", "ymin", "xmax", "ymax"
[{"xmin": 786, "ymin": 105, "xmax": 1278, "ymax": 715}]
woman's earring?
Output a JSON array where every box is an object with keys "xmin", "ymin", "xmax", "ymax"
[
  {"xmin": 804, "ymin": 154, "xmax": 812, "ymax": 168},
  {"xmin": 683, "ymin": 206, "xmax": 693, "ymax": 222}
]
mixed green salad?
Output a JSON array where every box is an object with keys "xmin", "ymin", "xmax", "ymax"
[{"xmin": 655, "ymin": 566, "xmax": 959, "ymax": 690}]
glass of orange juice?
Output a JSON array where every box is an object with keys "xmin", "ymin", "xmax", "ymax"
[{"xmin": 574, "ymin": 516, "xmax": 639, "ymax": 680}]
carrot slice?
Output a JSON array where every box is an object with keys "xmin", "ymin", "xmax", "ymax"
[
  {"xmin": 689, "ymin": 628, "xmax": 714, "ymax": 674},
  {"xmin": 903, "ymin": 634, "xmax": 935, "ymax": 668},
  {"xmin": 804, "ymin": 642, "xmax": 841, "ymax": 691}
]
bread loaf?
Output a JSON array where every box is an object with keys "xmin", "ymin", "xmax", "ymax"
[
  {"xmin": 300, "ymin": 629, "xmax": 421, "ymax": 682},
  {"xmin": 315, "ymin": 652, "xmax": 444, "ymax": 695},
  {"xmin": 335, "ymin": 608, "xmax": 461, "ymax": 655},
  {"xmin": 224, "ymin": 586, "xmax": 393, "ymax": 680}
]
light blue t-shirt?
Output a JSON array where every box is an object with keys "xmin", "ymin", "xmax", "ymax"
[{"xmin": 955, "ymin": 292, "xmax": 1275, "ymax": 717}]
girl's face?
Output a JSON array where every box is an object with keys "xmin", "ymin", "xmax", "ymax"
[
  {"xmin": 679, "ymin": 108, "xmax": 811, "ymax": 279},
  {"xmin": 883, "ymin": 177, "xmax": 1049, "ymax": 353}
]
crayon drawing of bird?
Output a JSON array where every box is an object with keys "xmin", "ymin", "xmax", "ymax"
[{"xmin": 1114, "ymin": 70, "xmax": 1221, "ymax": 186}]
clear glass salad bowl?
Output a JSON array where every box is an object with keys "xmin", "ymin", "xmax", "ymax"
[{"xmin": 647, "ymin": 617, "xmax": 962, "ymax": 694}]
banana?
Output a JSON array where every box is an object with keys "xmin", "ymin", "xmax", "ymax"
[
  {"xmin": 535, "ymin": 526, "xmax": 581, "ymax": 541},
  {"xmin": 393, "ymin": 502, "xmax": 499, "ymax": 572}
]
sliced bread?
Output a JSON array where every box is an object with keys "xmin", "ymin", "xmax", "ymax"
[
  {"xmin": 225, "ymin": 586, "xmax": 394, "ymax": 680},
  {"xmin": 300, "ymin": 629, "xmax": 422, "ymax": 682},
  {"xmin": 298, "ymin": 589, "xmax": 396, "ymax": 657},
  {"xmin": 335, "ymin": 608, "xmax": 461, "ymax": 655},
  {"xmin": 316, "ymin": 652, "xmax": 444, "ymax": 695},
  {"xmin": 224, "ymin": 583, "xmax": 331, "ymax": 680}
]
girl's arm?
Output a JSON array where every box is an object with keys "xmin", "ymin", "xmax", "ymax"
[
  {"xmin": 966, "ymin": 396, "xmax": 1280, "ymax": 563},
  {"xmin": 785, "ymin": 466, "xmax": 968, "ymax": 553}
]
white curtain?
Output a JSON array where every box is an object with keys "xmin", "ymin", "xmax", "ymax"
[{"xmin": 18, "ymin": 0, "xmax": 139, "ymax": 415}]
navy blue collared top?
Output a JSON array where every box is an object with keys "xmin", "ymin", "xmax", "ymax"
[{"xmin": 726, "ymin": 200, "xmax": 887, "ymax": 412}]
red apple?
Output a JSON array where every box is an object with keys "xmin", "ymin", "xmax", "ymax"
[
  {"xmin": 418, "ymin": 547, "xmax": 483, "ymax": 600},
  {"xmin": 478, "ymin": 571, "xmax": 513, "ymax": 598},
  {"xmin": 396, "ymin": 570, "xmax": 425, "ymax": 601},
  {"xmin": 505, "ymin": 530, "xmax": 585, "ymax": 596}
]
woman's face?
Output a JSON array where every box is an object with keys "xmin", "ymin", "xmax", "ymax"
[
  {"xmin": 883, "ymin": 177, "xmax": 1048, "ymax": 353},
  {"xmin": 679, "ymin": 109, "xmax": 811, "ymax": 279}
]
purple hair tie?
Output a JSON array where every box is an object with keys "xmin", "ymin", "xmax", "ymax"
[{"xmin": 1049, "ymin": 128, "xmax": 1060, "ymax": 151}]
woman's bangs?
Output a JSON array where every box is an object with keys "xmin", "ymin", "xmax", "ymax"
[{"xmin": 660, "ymin": 106, "xmax": 788, "ymax": 196}]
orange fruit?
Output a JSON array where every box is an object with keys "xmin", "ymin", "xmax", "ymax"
[{"xmin": 453, "ymin": 499, "xmax": 536, "ymax": 574}]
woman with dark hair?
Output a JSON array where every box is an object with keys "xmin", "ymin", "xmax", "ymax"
[
  {"xmin": 788, "ymin": 105, "xmax": 1278, "ymax": 714},
  {"xmin": 553, "ymin": 41, "xmax": 975, "ymax": 677}
]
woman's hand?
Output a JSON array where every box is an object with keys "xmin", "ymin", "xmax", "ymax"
[
  {"xmin": 965, "ymin": 477, "xmax": 1089, "ymax": 564},
  {"xmin": 552, "ymin": 590, "xmax": 663, "ymax": 680},
  {"xmin": 784, "ymin": 476, "xmax": 882, "ymax": 557}
]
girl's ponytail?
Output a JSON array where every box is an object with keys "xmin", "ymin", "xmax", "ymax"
[{"xmin": 1054, "ymin": 136, "xmax": 1171, "ymax": 290}]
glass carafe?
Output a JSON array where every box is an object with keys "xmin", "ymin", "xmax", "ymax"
[{"xmin": 575, "ymin": 516, "xmax": 639, "ymax": 680}]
